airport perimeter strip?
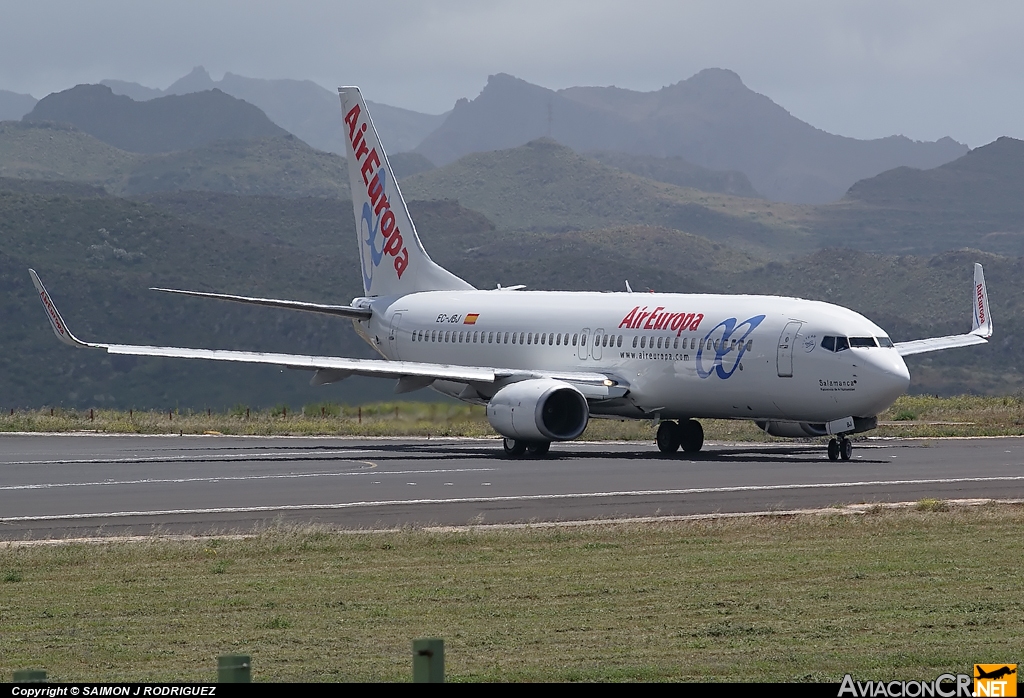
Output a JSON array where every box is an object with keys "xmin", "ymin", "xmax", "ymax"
[{"xmin": 2, "ymin": 475, "xmax": 1023, "ymax": 529}]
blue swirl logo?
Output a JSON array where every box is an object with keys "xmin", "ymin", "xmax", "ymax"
[
  {"xmin": 359, "ymin": 168, "xmax": 388, "ymax": 292},
  {"xmin": 695, "ymin": 315, "xmax": 765, "ymax": 379}
]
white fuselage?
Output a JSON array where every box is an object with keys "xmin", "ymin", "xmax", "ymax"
[{"xmin": 355, "ymin": 290, "xmax": 911, "ymax": 424}]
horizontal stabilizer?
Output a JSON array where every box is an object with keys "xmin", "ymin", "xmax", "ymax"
[{"xmin": 151, "ymin": 287, "xmax": 372, "ymax": 320}]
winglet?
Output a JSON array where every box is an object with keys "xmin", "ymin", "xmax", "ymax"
[
  {"xmin": 28, "ymin": 269, "xmax": 95, "ymax": 348},
  {"xmin": 971, "ymin": 263, "xmax": 992, "ymax": 338}
]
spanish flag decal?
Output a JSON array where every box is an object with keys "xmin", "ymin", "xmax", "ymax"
[{"xmin": 464, "ymin": 313, "xmax": 480, "ymax": 325}]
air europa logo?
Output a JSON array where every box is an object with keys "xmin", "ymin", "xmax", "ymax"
[
  {"xmin": 344, "ymin": 104, "xmax": 410, "ymax": 290},
  {"xmin": 619, "ymin": 306, "xmax": 704, "ymax": 337},
  {"xmin": 39, "ymin": 290, "xmax": 66, "ymax": 337},
  {"xmin": 696, "ymin": 315, "xmax": 765, "ymax": 380},
  {"xmin": 977, "ymin": 283, "xmax": 986, "ymax": 325}
]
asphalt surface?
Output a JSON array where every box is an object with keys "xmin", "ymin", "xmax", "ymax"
[{"xmin": 1, "ymin": 433, "xmax": 1023, "ymax": 539}]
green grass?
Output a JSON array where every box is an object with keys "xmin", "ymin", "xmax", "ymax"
[
  {"xmin": 4, "ymin": 395, "xmax": 1024, "ymax": 441},
  {"xmin": 1, "ymin": 505, "xmax": 1021, "ymax": 681}
]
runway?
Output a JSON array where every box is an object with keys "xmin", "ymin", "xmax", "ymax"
[{"xmin": 2, "ymin": 433, "xmax": 1024, "ymax": 539}]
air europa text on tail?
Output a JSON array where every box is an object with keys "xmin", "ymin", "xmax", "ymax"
[{"xmin": 344, "ymin": 104, "xmax": 410, "ymax": 280}]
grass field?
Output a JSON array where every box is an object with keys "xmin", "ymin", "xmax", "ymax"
[
  {"xmin": 1, "ymin": 505, "xmax": 1021, "ymax": 682},
  {"xmin": 3, "ymin": 395, "xmax": 1024, "ymax": 441}
]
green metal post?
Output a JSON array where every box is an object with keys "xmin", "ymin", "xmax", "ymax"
[
  {"xmin": 13, "ymin": 670, "xmax": 46, "ymax": 682},
  {"xmin": 218, "ymin": 654, "xmax": 251, "ymax": 683},
  {"xmin": 412, "ymin": 638, "xmax": 444, "ymax": 683}
]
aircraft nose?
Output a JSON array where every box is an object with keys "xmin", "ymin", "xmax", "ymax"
[{"xmin": 863, "ymin": 350, "xmax": 911, "ymax": 409}]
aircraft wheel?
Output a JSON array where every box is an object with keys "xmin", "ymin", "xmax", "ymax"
[
  {"xmin": 656, "ymin": 421, "xmax": 681, "ymax": 454},
  {"xmin": 680, "ymin": 419, "xmax": 704, "ymax": 453},
  {"xmin": 503, "ymin": 437, "xmax": 527, "ymax": 457},
  {"xmin": 526, "ymin": 441, "xmax": 551, "ymax": 457},
  {"xmin": 827, "ymin": 438, "xmax": 840, "ymax": 461},
  {"xmin": 840, "ymin": 437, "xmax": 853, "ymax": 461}
]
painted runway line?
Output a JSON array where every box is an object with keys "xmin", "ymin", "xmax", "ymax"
[{"xmin": 4, "ymin": 474, "xmax": 1024, "ymax": 523}]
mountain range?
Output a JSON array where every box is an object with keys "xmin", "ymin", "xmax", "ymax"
[
  {"xmin": 415, "ymin": 70, "xmax": 967, "ymax": 204},
  {"xmin": 5, "ymin": 66, "xmax": 971, "ymax": 205},
  {"xmin": 102, "ymin": 67, "xmax": 448, "ymax": 154}
]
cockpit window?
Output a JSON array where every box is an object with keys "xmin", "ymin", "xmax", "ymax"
[
  {"xmin": 821, "ymin": 336, "xmax": 835, "ymax": 352},
  {"xmin": 834, "ymin": 336, "xmax": 849, "ymax": 351},
  {"xmin": 876, "ymin": 336, "xmax": 894, "ymax": 348},
  {"xmin": 849, "ymin": 337, "xmax": 877, "ymax": 348}
]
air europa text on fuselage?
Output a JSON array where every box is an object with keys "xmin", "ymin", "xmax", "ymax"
[
  {"xmin": 344, "ymin": 104, "xmax": 410, "ymax": 284},
  {"xmin": 977, "ymin": 283, "xmax": 986, "ymax": 325},
  {"xmin": 619, "ymin": 306, "xmax": 704, "ymax": 337}
]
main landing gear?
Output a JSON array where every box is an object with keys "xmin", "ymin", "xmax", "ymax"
[
  {"xmin": 656, "ymin": 419, "xmax": 704, "ymax": 454},
  {"xmin": 502, "ymin": 437, "xmax": 550, "ymax": 458},
  {"xmin": 827, "ymin": 435, "xmax": 853, "ymax": 461}
]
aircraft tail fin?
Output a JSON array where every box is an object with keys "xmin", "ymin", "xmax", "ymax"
[{"xmin": 338, "ymin": 87, "xmax": 473, "ymax": 297}]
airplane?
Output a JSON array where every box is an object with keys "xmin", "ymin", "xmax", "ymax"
[{"xmin": 30, "ymin": 87, "xmax": 993, "ymax": 461}]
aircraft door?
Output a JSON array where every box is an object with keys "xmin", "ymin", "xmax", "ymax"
[
  {"xmin": 578, "ymin": 328, "xmax": 590, "ymax": 361},
  {"xmin": 777, "ymin": 321, "xmax": 802, "ymax": 378},
  {"xmin": 388, "ymin": 313, "xmax": 403, "ymax": 360},
  {"xmin": 592, "ymin": 328, "xmax": 605, "ymax": 360}
]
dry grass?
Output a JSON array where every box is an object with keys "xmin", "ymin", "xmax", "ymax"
[{"xmin": 4, "ymin": 395, "xmax": 1024, "ymax": 442}]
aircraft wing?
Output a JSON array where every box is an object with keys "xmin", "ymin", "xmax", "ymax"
[
  {"xmin": 150, "ymin": 287, "xmax": 372, "ymax": 320},
  {"xmin": 894, "ymin": 263, "xmax": 993, "ymax": 357},
  {"xmin": 30, "ymin": 270, "xmax": 626, "ymax": 398}
]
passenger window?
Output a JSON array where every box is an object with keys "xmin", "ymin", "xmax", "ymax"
[
  {"xmin": 564, "ymin": 334, "xmax": 570, "ymax": 346},
  {"xmin": 572, "ymin": 334, "xmax": 578, "ymax": 346},
  {"xmin": 549, "ymin": 333, "xmax": 554, "ymax": 345},
  {"xmin": 640, "ymin": 336, "xmax": 646, "ymax": 348},
  {"xmin": 581, "ymin": 333, "xmax": 588, "ymax": 346},
  {"xmin": 617, "ymin": 335, "xmax": 622, "ymax": 347},
  {"xmin": 835, "ymin": 336, "xmax": 849, "ymax": 351},
  {"xmin": 691, "ymin": 338, "xmax": 696, "ymax": 350},
  {"xmin": 746, "ymin": 340, "xmax": 752, "ymax": 351},
  {"xmin": 633, "ymin": 336, "xmax": 638, "ymax": 348},
  {"xmin": 520, "ymin": 333, "xmax": 525, "ymax": 345},
  {"xmin": 603, "ymin": 334, "xmax": 609, "ymax": 347}
]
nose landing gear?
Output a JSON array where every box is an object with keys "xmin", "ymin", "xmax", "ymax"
[{"xmin": 827, "ymin": 435, "xmax": 853, "ymax": 461}]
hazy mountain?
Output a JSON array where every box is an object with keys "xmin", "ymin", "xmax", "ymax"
[
  {"xmin": 587, "ymin": 150, "xmax": 760, "ymax": 198},
  {"xmin": 403, "ymin": 138, "xmax": 807, "ymax": 258},
  {"xmin": 416, "ymin": 70, "xmax": 967, "ymax": 204},
  {"xmin": 103, "ymin": 67, "xmax": 448, "ymax": 154},
  {"xmin": 810, "ymin": 137, "xmax": 1024, "ymax": 256},
  {"xmin": 24, "ymin": 84, "xmax": 288, "ymax": 153},
  {"xmin": 389, "ymin": 151, "xmax": 436, "ymax": 179},
  {"xmin": 99, "ymin": 79, "xmax": 163, "ymax": 101},
  {"xmin": 0, "ymin": 121, "xmax": 349, "ymax": 199},
  {"xmin": 0, "ymin": 89, "xmax": 36, "ymax": 121}
]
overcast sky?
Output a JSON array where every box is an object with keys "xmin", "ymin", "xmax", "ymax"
[{"xmin": 1, "ymin": 0, "xmax": 1022, "ymax": 147}]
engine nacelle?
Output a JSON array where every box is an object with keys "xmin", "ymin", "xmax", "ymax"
[
  {"xmin": 486, "ymin": 379, "xmax": 589, "ymax": 441},
  {"xmin": 756, "ymin": 416, "xmax": 878, "ymax": 438}
]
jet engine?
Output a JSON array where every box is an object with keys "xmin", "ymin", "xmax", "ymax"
[{"xmin": 486, "ymin": 379, "xmax": 589, "ymax": 441}]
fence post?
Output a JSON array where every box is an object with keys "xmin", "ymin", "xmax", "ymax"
[
  {"xmin": 412, "ymin": 638, "xmax": 444, "ymax": 683},
  {"xmin": 12, "ymin": 669, "xmax": 46, "ymax": 682},
  {"xmin": 218, "ymin": 655, "xmax": 251, "ymax": 683}
]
